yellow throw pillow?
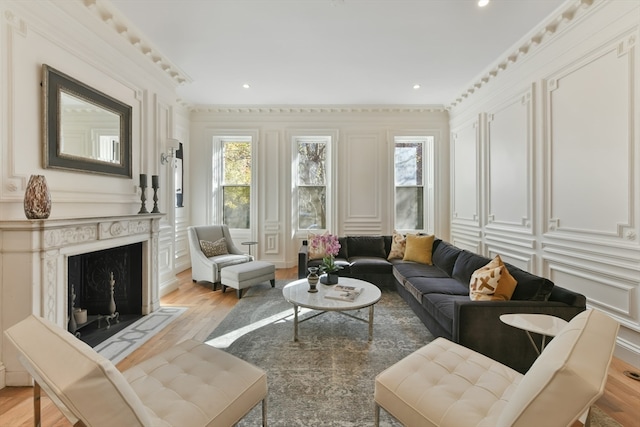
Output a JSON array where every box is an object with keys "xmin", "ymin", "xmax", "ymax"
[
  {"xmin": 402, "ymin": 234, "xmax": 434, "ymax": 265},
  {"xmin": 469, "ymin": 255, "xmax": 518, "ymax": 301},
  {"xmin": 387, "ymin": 230, "xmax": 406, "ymax": 260},
  {"xmin": 307, "ymin": 232, "xmax": 326, "ymax": 260}
]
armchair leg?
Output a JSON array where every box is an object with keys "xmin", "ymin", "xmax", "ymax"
[
  {"xmin": 374, "ymin": 402, "xmax": 380, "ymax": 427},
  {"xmin": 237, "ymin": 289, "xmax": 243, "ymax": 299},
  {"xmin": 34, "ymin": 381, "xmax": 40, "ymax": 427},
  {"xmin": 270, "ymin": 279, "xmax": 275, "ymax": 288}
]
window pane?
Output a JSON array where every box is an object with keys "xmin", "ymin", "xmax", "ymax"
[
  {"xmin": 223, "ymin": 142, "xmax": 251, "ymax": 185},
  {"xmin": 396, "ymin": 187, "xmax": 424, "ymax": 229},
  {"xmin": 297, "ymin": 142, "xmax": 326, "ymax": 186},
  {"xmin": 395, "ymin": 143, "xmax": 423, "ymax": 186},
  {"xmin": 223, "ymin": 186, "xmax": 250, "ymax": 229},
  {"xmin": 298, "ymin": 186, "xmax": 326, "ymax": 229}
]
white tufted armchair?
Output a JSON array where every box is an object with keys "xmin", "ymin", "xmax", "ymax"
[{"xmin": 187, "ymin": 224, "xmax": 252, "ymax": 289}]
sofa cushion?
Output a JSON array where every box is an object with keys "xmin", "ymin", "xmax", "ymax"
[
  {"xmin": 406, "ymin": 277, "xmax": 469, "ymax": 299},
  {"xmin": 200, "ymin": 238, "xmax": 229, "ymax": 257},
  {"xmin": 403, "ymin": 234, "xmax": 435, "ymax": 264},
  {"xmin": 349, "ymin": 257, "xmax": 393, "ymax": 274},
  {"xmin": 393, "ymin": 262, "xmax": 449, "ymax": 284},
  {"xmin": 469, "ymin": 255, "xmax": 518, "ymax": 301},
  {"xmin": 506, "ymin": 263, "xmax": 554, "ymax": 301},
  {"xmin": 387, "ymin": 231, "xmax": 406, "ymax": 260},
  {"xmin": 337, "ymin": 237, "xmax": 348, "ymax": 259},
  {"xmin": 421, "ymin": 293, "xmax": 469, "ymax": 336},
  {"xmin": 432, "ymin": 240, "xmax": 462, "ymax": 277},
  {"xmin": 452, "ymin": 250, "xmax": 492, "ymax": 285},
  {"xmin": 347, "ymin": 236, "xmax": 386, "ymax": 258}
]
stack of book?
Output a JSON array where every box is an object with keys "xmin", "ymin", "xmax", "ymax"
[{"xmin": 324, "ymin": 285, "xmax": 364, "ymax": 302}]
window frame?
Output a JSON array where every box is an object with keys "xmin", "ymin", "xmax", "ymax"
[
  {"xmin": 291, "ymin": 131, "xmax": 338, "ymax": 238},
  {"xmin": 212, "ymin": 135, "xmax": 256, "ymax": 232},
  {"xmin": 392, "ymin": 135, "xmax": 435, "ymax": 234}
]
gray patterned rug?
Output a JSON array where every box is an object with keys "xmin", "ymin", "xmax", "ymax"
[{"xmin": 205, "ymin": 280, "xmax": 620, "ymax": 427}]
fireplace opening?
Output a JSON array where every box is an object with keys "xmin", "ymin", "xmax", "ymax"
[{"xmin": 67, "ymin": 242, "xmax": 143, "ymax": 347}]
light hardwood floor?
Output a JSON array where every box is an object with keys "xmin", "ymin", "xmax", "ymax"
[{"xmin": 0, "ymin": 267, "xmax": 638, "ymax": 427}]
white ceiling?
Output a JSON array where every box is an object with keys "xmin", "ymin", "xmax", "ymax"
[{"xmin": 109, "ymin": 0, "xmax": 566, "ymax": 106}]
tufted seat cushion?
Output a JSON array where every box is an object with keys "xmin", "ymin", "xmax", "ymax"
[
  {"xmin": 5, "ymin": 314, "xmax": 267, "ymax": 427},
  {"xmin": 375, "ymin": 309, "xmax": 619, "ymax": 427},
  {"xmin": 124, "ymin": 340, "xmax": 267, "ymax": 426},
  {"xmin": 375, "ymin": 337, "xmax": 521, "ymax": 427}
]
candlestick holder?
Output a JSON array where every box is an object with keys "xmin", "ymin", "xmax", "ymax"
[
  {"xmin": 151, "ymin": 175, "xmax": 160, "ymax": 213},
  {"xmin": 138, "ymin": 174, "xmax": 148, "ymax": 214}
]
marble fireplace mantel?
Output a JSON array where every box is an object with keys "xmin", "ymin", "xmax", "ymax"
[{"xmin": 0, "ymin": 213, "xmax": 163, "ymax": 387}]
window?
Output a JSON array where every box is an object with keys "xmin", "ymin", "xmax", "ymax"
[
  {"xmin": 394, "ymin": 136, "xmax": 434, "ymax": 231},
  {"xmin": 216, "ymin": 137, "xmax": 252, "ymax": 229},
  {"xmin": 295, "ymin": 136, "xmax": 330, "ymax": 230}
]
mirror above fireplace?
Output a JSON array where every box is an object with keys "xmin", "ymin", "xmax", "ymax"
[{"xmin": 42, "ymin": 64, "xmax": 132, "ymax": 178}]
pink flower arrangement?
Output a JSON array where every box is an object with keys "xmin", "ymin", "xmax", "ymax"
[{"xmin": 309, "ymin": 233, "xmax": 343, "ymax": 273}]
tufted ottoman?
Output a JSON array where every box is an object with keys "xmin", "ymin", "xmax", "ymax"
[{"xmin": 221, "ymin": 260, "xmax": 276, "ymax": 298}]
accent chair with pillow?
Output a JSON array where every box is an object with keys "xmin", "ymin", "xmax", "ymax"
[{"xmin": 188, "ymin": 224, "xmax": 252, "ymax": 289}]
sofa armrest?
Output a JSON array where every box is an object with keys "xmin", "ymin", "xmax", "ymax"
[
  {"xmin": 453, "ymin": 300, "xmax": 585, "ymax": 373},
  {"xmin": 298, "ymin": 240, "xmax": 309, "ymax": 279}
]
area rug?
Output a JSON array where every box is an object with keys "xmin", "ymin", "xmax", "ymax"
[
  {"xmin": 206, "ymin": 280, "xmax": 621, "ymax": 427},
  {"xmin": 206, "ymin": 280, "xmax": 432, "ymax": 426},
  {"xmin": 95, "ymin": 306, "xmax": 187, "ymax": 364}
]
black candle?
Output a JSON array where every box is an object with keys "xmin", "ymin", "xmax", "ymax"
[
  {"xmin": 139, "ymin": 174, "xmax": 147, "ymax": 187},
  {"xmin": 152, "ymin": 175, "xmax": 159, "ymax": 188}
]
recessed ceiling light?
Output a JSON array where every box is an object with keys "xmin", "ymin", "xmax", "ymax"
[
  {"xmin": 478, "ymin": 0, "xmax": 489, "ymax": 7},
  {"xmin": 242, "ymin": 83, "xmax": 250, "ymax": 89},
  {"xmin": 413, "ymin": 84, "xmax": 421, "ymax": 90}
]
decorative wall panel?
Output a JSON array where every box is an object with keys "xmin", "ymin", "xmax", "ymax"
[
  {"xmin": 545, "ymin": 35, "xmax": 635, "ymax": 240},
  {"xmin": 451, "ymin": 119, "xmax": 480, "ymax": 226},
  {"xmin": 342, "ymin": 133, "xmax": 383, "ymax": 232},
  {"xmin": 486, "ymin": 87, "xmax": 533, "ymax": 233}
]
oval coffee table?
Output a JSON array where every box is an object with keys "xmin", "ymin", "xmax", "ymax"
[{"xmin": 282, "ymin": 277, "xmax": 382, "ymax": 342}]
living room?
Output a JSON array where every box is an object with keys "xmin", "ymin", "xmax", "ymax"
[{"xmin": 0, "ymin": 0, "xmax": 638, "ymax": 417}]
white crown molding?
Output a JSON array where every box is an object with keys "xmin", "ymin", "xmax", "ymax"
[
  {"xmin": 448, "ymin": 0, "xmax": 597, "ymax": 109},
  {"xmin": 80, "ymin": 0, "xmax": 191, "ymax": 86},
  {"xmin": 190, "ymin": 105, "xmax": 447, "ymax": 114}
]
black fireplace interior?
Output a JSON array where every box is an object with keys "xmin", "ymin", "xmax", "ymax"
[{"xmin": 68, "ymin": 242, "xmax": 143, "ymax": 346}]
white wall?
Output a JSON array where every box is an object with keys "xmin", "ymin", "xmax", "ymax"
[
  {"xmin": 449, "ymin": 0, "xmax": 640, "ymax": 367},
  {"xmin": 0, "ymin": 0, "xmax": 187, "ymax": 387},
  {"xmin": 190, "ymin": 107, "xmax": 450, "ymax": 268}
]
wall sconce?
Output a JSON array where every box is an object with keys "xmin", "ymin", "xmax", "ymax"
[{"xmin": 160, "ymin": 147, "xmax": 176, "ymax": 166}]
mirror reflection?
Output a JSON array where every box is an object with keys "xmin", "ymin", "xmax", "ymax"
[{"xmin": 60, "ymin": 91, "xmax": 121, "ymax": 164}]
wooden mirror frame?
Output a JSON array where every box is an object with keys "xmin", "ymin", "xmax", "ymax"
[{"xmin": 42, "ymin": 64, "xmax": 132, "ymax": 178}]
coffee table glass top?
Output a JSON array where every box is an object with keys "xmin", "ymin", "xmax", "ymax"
[{"xmin": 283, "ymin": 277, "xmax": 381, "ymax": 311}]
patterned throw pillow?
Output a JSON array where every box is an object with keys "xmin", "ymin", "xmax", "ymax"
[
  {"xmin": 200, "ymin": 238, "xmax": 228, "ymax": 257},
  {"xmin": 469, "ymin": 255, "xmax": 518, "ymax": 301},
  {"xmin": 387, "ymin": 230, "xmax": 406, "ymax": 260},
  {"xmin": 402, "ymin": 234, "xmax": 435, "ymax": 264},
  {"xmin": 308, "ymin": 232, "xmax": 326, "ymax": 260}
]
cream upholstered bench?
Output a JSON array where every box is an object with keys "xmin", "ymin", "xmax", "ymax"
[
  {"xmin": 5, "ymin": 315, "xmax": 268, "ymax": 427},
  {"xmin": 374, "ymin": 309, "xmax": 618, "ymax": 427},
  {"xmin": 221, "ymin": 260, "xmax": 276, "ymax": 298}
]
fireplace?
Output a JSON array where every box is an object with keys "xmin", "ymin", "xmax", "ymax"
[
  {"xmin": 0, "ymin": 214, "xmax": 163, "ymax": 387},
  {"xmin": 68, "ymin": 243, "xmax": 143, "ymax": 344}
]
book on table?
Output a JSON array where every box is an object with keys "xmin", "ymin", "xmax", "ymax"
[{"xmin": 324, "ymin": 285, "xmax": 364, "ymax": 302}]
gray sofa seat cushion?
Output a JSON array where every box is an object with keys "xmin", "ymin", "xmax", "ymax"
[
  {"xmin": 420, "ymin": 293, "xmax": 468, "ymax": 338},
  {"xmin": 349, "ymin": 257, "xmax": 392, "ymax": 274},
  {"xmin": 432, "ymin": 240, "xmax": 463, "ymax": 276},
  {"xmin": 393, "ymin": 262, "xmax": 450, "ymax": 284},
  {"xmin": 405, "ymin": 277, "xmax": 469, "ymax": 303}
]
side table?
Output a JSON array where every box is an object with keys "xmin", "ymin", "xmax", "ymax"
[
  {"xmin": 500, "ymin": 313, "xmax": 568, "ymax": 356},
  {"xmin": 241, "ymin": 241, "xmax": 258, "ymax": 256}
]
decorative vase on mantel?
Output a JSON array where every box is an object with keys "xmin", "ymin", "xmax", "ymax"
[{"xmin": 23, "ymin": 174, "xmax": 51, "ymax": 219}]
